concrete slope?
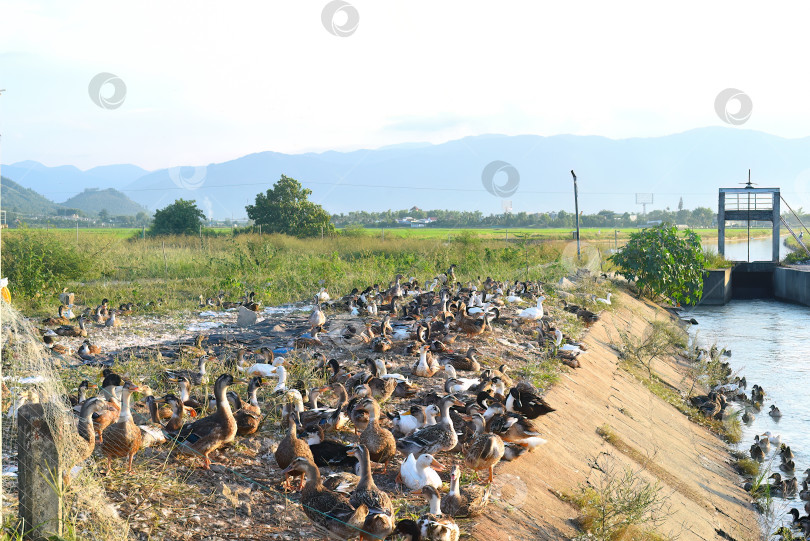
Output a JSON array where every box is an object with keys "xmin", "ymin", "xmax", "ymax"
[{"xmin": 472, "ymin": 291, "xmax": 758, "ymax": 540}]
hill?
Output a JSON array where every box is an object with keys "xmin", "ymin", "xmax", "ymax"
[
  {"xmin": 1, "ymin": 161, "xmax": 149, "ymax": 203},
  {"xmin": 61, "ymin": 188, "xmax": 147, "ymax": 217},
  {"xmin": 0, "ymin": 176, "xmax": 61, "ymax": 215}
]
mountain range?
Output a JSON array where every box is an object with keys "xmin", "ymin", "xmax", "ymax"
[{"xmin": 4, "ymin": 127, "xmax": 810, "ymax": 219}]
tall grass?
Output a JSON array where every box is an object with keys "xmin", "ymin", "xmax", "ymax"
[{"xmin": 1, "ymin": 230, "xmax": 568, "ymax": 314}]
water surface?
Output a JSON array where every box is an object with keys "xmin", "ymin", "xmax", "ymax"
[{"xmin": 684, "ymin": 299, "xmax": 810, "ymax": 529}]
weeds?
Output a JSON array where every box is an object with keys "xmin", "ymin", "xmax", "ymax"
[
  {"xmin": 616, "ymin": 319, "xmax": 685, "ymax": 378},
  {"xmin": 570, "ymin": 453, "xmax": 672, "ymax": 541}
]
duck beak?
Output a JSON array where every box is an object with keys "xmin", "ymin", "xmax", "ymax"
[
  {"xmin": 88, "ymin": 383, "xmax": 98, "ymax": 389},
  {"xmin": 430, "ymin": 459, "xmax": 445, "ymax": 471},
  {"xmin": 452, "ymin": 398, "xmax": 465, "ymax": 407},
  {"xmin": 410, "ymin": 489, "xmax": 423, "ymax": 495},
  {"xmin": 235, "ymin": 379, "xmax": 249, "ymax": 385}
]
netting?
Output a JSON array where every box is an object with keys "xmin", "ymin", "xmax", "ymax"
[{"xmin": 1, "ymin": 299, "xmax": 128, "ymax": 540}]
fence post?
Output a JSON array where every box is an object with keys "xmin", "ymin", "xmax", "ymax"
[
  {"xmin": 17, "ymin": 404, "xmax": 63, "ymax": 540},
  {"xmin": 162, "ymin": 241, "xmax": 168, "ymax": 276}
]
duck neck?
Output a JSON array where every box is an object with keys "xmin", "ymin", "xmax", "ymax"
[
  {"xmin": 77, "ymin": 386, "xmax": 87, "ymax": 403},
  {"xmin": 356, "ymin": 449, "xmax": 376, "ymax": 490},
  {"xmin": 198, "ymin": 359, "xmax": 206, "ymax": 376},
  {"xmin": 179, "ymin": 383, "xmax": 190, "ymax": 402},
  {"xmin": 116, "ymin": 390, "xmax": 134, "ymax": 424},
  {"xmin": 248, "ymin": 385, "xmax": 260, "ymax": 408},
  {"xmin": 428, "ymin": 493, "xmax": 442, "ymax": 515},
  {"xmin": 440, "ymin": 399, "xmax": 454, "ymax": 427},
  {"xmin": 449, "ymin": 475, "xmax": 460, "ymax": 496},
  {"xmin": 215, "ymin": 381, "xmax": 232, "ymax": 417},
  {"xmin": 78, "ymin": 402, "xmax": 96, "ymax": 442}
]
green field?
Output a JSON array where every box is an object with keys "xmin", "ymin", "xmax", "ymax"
[{"xmin": 356, "ymin": 226, "xmax": 758, "ymax": 241}]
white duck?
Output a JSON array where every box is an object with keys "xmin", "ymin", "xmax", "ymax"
[
  {"xmin": 272, "ymin": 366, "xmax": 289, "ymax": 393},
  {"xmin": 763, "ymin": 431, "xmax": 782, "ymax": 446},
  {"xmin": 397, "ymin": 453, "xmax": 445, "ymax": 491},
  {"xmin": 441, "ymin": 364, "xmax": 480, "ymax": 391},
  {"xmin": 239, "ymin": 349, "xmax": 285, "ymax": 377},
  {"xmin": 372, "ymin": 358, "xmax": 409, "ymax": 383},
  {"xmin": 317, "ymin": 287, "xmax": 330, "ymax": 303},
  {"xmin": 412, "ymin": 345, "xmax": 441, "ymax": 377},
  {"xmin": 423, "ymin": 404, "xmax": 441, "ymax": 426},
  {"xmin": 554, "ymin": 329, "xmax": 585, "ymax": 354},
  {"xmin": 594, "ymin": 292, "xmax": 612, "ymax": 305},
  {"xmin": 518, "ymin": 296, "xmax": 546, "ymax": 320}
]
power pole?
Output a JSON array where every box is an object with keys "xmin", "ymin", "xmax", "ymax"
[{"xmin": 571, "ymin": 170, "xmax": 581, "ymax": 260}]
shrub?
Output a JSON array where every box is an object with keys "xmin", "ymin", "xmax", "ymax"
[
  {"xmin": 609, "ymin": 224, "xmax": 706, "ymax": 305},
  {"xmin": 148, "ymin": 199, "xmax": 205, "ymax": 236},
  {"xmin": 1, "ymin": 229, "xmax": 94, "ymax": 303}
]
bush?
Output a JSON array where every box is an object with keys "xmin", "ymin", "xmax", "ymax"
[
  {"xmin": 1, "ymin": 229, "xmax": 94, "ymax": 303},
  {"xmin": 609, "ymin": 224, "xmax": 706, "ymax": 305}
]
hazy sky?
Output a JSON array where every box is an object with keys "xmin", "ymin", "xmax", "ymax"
[{"xmin": 3, "ymin": 1, "xmax": 810, "ymax": 170}]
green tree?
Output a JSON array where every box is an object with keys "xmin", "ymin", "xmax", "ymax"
[
  {"xmin": 246, "ymin": 175, "xmax": 335, "ymax": 237},
  {"xmin": 609, "ymin": 224, "xmax": 706, "ymax": 305},
  {"xmin": 98, "ymin": 208, "xmax": 110, "ymax": 221},
  {"xmin": 148, "ymin": 199, "xmax": 205, "ymax": 236}
]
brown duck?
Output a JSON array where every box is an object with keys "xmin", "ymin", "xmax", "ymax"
[
  {"xmin": 357, "ymin": 397, "xmax": 397, "ymax": 473},
  {"xmin": 274, "ymin": 411, "xmax": 315, "ymax": 490},
  {"xmin": 100, "ymin": 381, "xmax": 143, "ymax": 473}
]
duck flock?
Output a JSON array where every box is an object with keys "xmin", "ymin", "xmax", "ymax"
[
  {"xmin": 18, "ymin": 269, "xmax": 614, "ymax": 540},
  {"xmin": 687, "ymin": 347, "xmax": 810, "ymax": 537}
]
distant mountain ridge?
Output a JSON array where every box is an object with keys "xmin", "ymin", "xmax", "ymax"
[
  {"xmin": 5, "ymin": 127, "xmax": 810, "ymax": 219},
  {"xmin": 0, "ymin": 177, "xmax": 147, "ymax": 217}
]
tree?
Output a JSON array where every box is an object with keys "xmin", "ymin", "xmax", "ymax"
[
  {"xmin": 609, "ymin": 224, "xmax": 706, "ymax": 305},
  {"xmin": 246, "ymin": 175, "xmax": 335, "ymax": 237},
  {"xmin": 148, "ymin": 199, "xmax": 205, "ymax": 236},
  {"xmin": 98, "ymin": 208, "xmax": 110, "ymax": 221}
]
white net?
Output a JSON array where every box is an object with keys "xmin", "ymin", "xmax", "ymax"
[{"xmin": 1, "ymin": 299, "xmax": 128, "ymax": 540}]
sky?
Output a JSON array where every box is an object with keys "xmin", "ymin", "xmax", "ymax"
[{"xmin": 3, "ymin": 1, "xmax": 810, "ymax": 171}]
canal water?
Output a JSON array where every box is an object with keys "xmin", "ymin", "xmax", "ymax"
[
  {"xmin": 683, "ymin": 299, "xmax": 810, "ymax": 531},
  {"xmin": 703, "ymin": 235, "xmax": 791, "ymax": 262}
]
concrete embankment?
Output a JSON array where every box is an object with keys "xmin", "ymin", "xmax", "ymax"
[{"xmin": 473, "ymin": 290, "xmax": 758, "ymax": 540}]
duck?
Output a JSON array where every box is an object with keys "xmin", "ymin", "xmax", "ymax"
[
  {"xmin": 397, "ymin": 453, "xmax": 444, "ymax": 491},
  {"xmin": 168, "ymin": 374, "xmax": 240, "ymax": 469},
  {"xmin": 754, "ymin": 434, "xmax": 770, "ymax": 454},
  {"xmin": 441, "ymin": 364, "xmax": 480, "ymax": 393},
  {"xmin": 159, "ymin": 393, "xmax": 191, "ymax": 432},
  {"xmin": 553, "ymin": 329, "xmax": 585, "ymax": 355},
  {"xmin": 575, "ymin": 307, "xmax": 600, "ymax": 326},
  {"xmin": 301, "ymin": 424, "xmax": 358, "ymax": 469},
  {"xmin": 799, "ymin": 480, "xmax": 810, "ymax": 501},
  {"xmin": 780, "ymin": 459, "xmax": 796, "ymax": 473},
  {"xmin": 93, "ymin": 372, "xmax": 123, "ymax": 442},
  {"xmin": 55, "ymin": 315, "xmax": 87, "ymax": 337},
  {"xmin": 769, "ymin": 404, "xmax": 782, "ymax": 419},
  {"xmin": 518, "ymin": 296, "xmax": 545, "ymax": 321},
  {"xmin": 788, "ymin": 508, "xmax": 810, "ymax": 531},
  {"xmin": 275, "ymin": 411, "xmax": 316, "ymax": 490},
  {"xmin": 77, "ymin": 339, "xmax": 102, "ymax": 356},
  {"xmin": 137, "ymin": 395, "xmax": 169, "ymax": 448},
  {"xmin": 371, "ymin": 334, "xmax": 393, "ymax": 353},
  {"xmin": 414, "ymin": 485, "xmax": 461, "ymax": 541},
  {"xmin": 393, "ymin": 519, "xmax": 422, "ymax": 541},
  {"xmin": 412, "ymin": 345, "xmax": 441, "ymax": 378},
  {"xmin": 357, "ymin": 397, "xmax": 397, "ymax": 473},
  {"xmin": 442, "ymin": 464, "xmax": 490, "ymax": 518},
  {"xmin": 763, "ymin": 431, "xmax": 781, "ymax": 446},
  {"xmin": 348, "ymin": 445, "xmax": 395, "ymax": 541},
  {"xmin": 179, "ymin": 335, "xmax": 207, "ymax": 357},
  {"xmin": 70, "ymin": 380, "xmax": 98, "ymax": 409},
  {"xmin": 769, "ymin": 472, "xmax": 788, "ymax": 494},
  {"xmin": 165, "ymin": 356, "xmax": 212, "ymax": 386},
  {"xmin": 295, "ymin": 328, "xmax": 323, "ymax": 349},
  {"xmin": 74, "ymin": 397, "xmax": 105, "ymax": 465},
  {"xmin": 234, "ymin": 376, "xmax": 265, "ymax": 436},
  {"xmin": 240, "ymin": 348, "xmax": 284, "ymax": 377},
  {"xmin": 464, "ymin": 413, "xmax": 505, "ymax": 482},
  {"xmin": 280, "ymin": 456, "xmax": 368, "ymax": 540},
  {"xmin": 309, "ymin": 296, "xmax": 327, "ymax": 333},
  {"xmin": 749, "ymin": 443, "xmax": 765, "ymax": 462},
  {"xmin": 323, "ymin": 471, "xmax": 361, "ymax": 494},
  {"xmin": 397, "ymin": 395, "xmax": 464, "ymax": 457},
  {"xmin": 348, "ymin": 396, "xmax": 371, "ymax": 435},
  {"xmin": 389, "ymin": 404, "xmax": 428, "ymax": 437},
  {"xmin": 457, "ymin": 311, "xmax": 493, "ymax": 338},
  {"xmin": 780, "ymin": 444, "xmax": 795, "ymax": 461},
  {"xmin": 104, "ymin": 310, "xmax": 121, "ymax": 327},
  {"xmin": 482, "ymin": 402, "xmax": 547, "ymax": 450},
  {"xmin": 505, "ymin": 387, "xmax": 555, "ymax": 419},
  {"xmin": 100, "ymin": 381, "xmax": 143, "ymax": 473},
  {"xmin": 440, "ymin": 347, "xmax": 481, "ymax": 372},
  {"xmin": 42, "ymin": 305, "xmax": 72, "ymax": 326}
]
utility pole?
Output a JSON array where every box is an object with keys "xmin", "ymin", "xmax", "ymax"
[{"xmin": 571, "ymin": 170, "xmax": 581, "ymax": 260}]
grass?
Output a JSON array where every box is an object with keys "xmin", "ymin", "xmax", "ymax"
[
  {"xmin": 348, "ymin": 227, "xmax": 757, "ymax": 241},
  {"xmin": 1, "ymin": 229, "xmax": 571, "ymax": 315}
]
